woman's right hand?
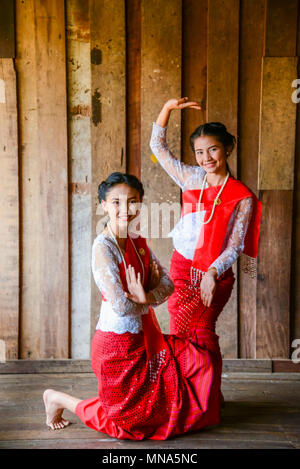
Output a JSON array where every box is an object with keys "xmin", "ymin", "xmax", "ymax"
[{"xmin": 164, "ymin": 97, "xmax": 202, "ymax": 111}]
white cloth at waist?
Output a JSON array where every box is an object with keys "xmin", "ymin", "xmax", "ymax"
[{"xmin": 96, "ymin": 299, "xmax": 146, "ymax": 334}]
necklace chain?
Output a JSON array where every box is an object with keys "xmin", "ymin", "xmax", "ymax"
[
  {"xmin": 197, "ymin": 172, "xmax": 230, "ymax": 224},
  {"xmin": 107, "ymin": 223, "xmax": 145, "ymax": 285}
]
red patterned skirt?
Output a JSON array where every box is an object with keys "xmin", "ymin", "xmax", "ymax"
[{"xmin": 75, "ymin": 327, "xmax": 221, "ymax": 440}]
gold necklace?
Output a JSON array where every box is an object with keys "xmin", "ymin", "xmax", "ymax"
[
  {"xmin": 107, "ymin": 222, "xmax": 145, "ymax": 285},
  {"xmin": 197, "ymin": 171, "xmax": 230, "ymax": 224}
]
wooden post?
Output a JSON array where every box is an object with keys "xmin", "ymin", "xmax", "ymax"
[
  {"xmin": 238, "ymin": 0, "xmax": 265, "ymax": 358},
  {"xmin": 207, "ymin": 0, "xmax": 240, "ymax": 357},
  {"xmin": 89, "ymin": 0, "xmax": 127, "ymax": 333},
  {"xmin": 16, "ymin": 0, "xmax": 69, "ymax": 358},
  {"xmin": 141, "ymin": 0, "xmax": 182, "ymax": 333},
  {"xmin": 0, "ymin": 59, "xmax": 19, "ymax": 359},
  {"xmin": 66, "ymin": 0, "xmax": 92, "ymax": 359},
  {"xmin": 256, "ymin": 0, "xmax": 298, "ymax": 358}
]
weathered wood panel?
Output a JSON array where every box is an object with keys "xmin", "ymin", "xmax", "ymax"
[
  {"xmin": 16, "ymin": 0, "xmax": 69, "ymax": 358},
  {"xmin": 207, "ymin": 0, "xmax": 239, "ymax": 358},
  {"xmin": 181, "ymin": 0, "xmax": 207, "ymax": 166},
  {"xmin": 141, "ymin": 0, "xmax": 182, "ymax": 333},
  {"xmin": 66, "ymin": 0, "xmax": 92, "ymax": 359},
  {"xmin": 90, "ymin": 0, "xmax": 127, "ymax": 333},
  {"xmin": 0, "ymin": 60, "xmax": 19, "ymax": 359},
  {"xmin": 292, "ymin": 16, "xmax": 300, "ymax": 352},
  {"xmin": 126, "ymin": 0, "xmax": 141, "ymax": 178},
  {"xmin": 258, "ymin": 57, "xmax": 297, "ymax": 190},
  {"xmin": 256, "ymin": 0, "xmax": 297, "ymax": 358},
  {"xmin": 0, "ymin": 0, "xmax": 15, "ymax": 58},
  {"xmin": 238, "ymin": 0, "xmax": 265, "ymax": 358}
]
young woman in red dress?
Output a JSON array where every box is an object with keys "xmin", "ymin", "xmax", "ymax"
[
  {"xmin": 43, "ymin": 172, "xmax": 226, "ymax": 440},
  {"xmin": 150, "ymin": 98, "xmax": 262, "ymax": 406}
]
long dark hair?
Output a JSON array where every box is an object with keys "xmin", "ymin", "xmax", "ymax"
[
  {"xmin": 98, "ymin": 172, "xmax": 144, "ymax": 203},
  {"xmin": 189, "ymin": 122, "xmax": 236, "ymax": 174}
]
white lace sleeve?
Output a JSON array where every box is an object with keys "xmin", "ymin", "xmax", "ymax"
[
  {"xmin": 150, "ymin": 122, "xmax": 206, "ymax": 190},
  {"xmin": 208, "ymin": 197, "xmax": 254, "ymax": 278},
  {"xmin": 92, "ymin": 237, "xmax": 148, "ymax": 317},
  {"xmin": 148, "ymin": 248, "xmax": 175, "ymax": 307}
]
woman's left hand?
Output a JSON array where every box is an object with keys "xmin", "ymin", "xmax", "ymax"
[
  {"xmin": 125, "ymin": 265, "xmax": 148, "ymax": 304},
  {"xmin": 200, "ymin": 270, "xmax": 217, "ymax": 307}
]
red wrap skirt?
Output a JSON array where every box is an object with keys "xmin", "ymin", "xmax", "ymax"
[{"xmin": 75, "ymin": 327, "xmax": 222, "ymax": 440}]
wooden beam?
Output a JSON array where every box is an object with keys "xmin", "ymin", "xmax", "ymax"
[
  {"xmin": 0, "ymin": 59, "xmax": 19, "ymax": 359},
  {"xmin": 238, "ymin": 0, "xmax": 266, "ymax": 358},
  {"xmin": 66, "ymin": 0, "xmax": 92, "ymax": 359},
  {"xmin": 141, "ymin": 0, "xmax": 182, "ymax": 333},
  {"xmin": 0, "ymin": 0, "xmax": 15, "ymax": 58},
  {"xmin": 256, "ymin": 0, "xmax": 298, "ymax": 359},
  {"xmin": 16, "ymin": 0, "xmax": 69, "ymax": 358},
  {"xmin": 126, "ymin": 0, "xmax": 141, "ymax": 178},
  {"xmin": 89, "ymin": 0, "xmax": 127, "ymax": 333},
  {"xmin": 207, "ymin": 0, "xmax": 239, "ymax": 358},
  {"xmin": 182, "ymin": 0, "xmax": 208, "ymax": 166}
]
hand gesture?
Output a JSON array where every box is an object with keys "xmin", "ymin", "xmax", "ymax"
[
  {"xmin": 124, "ymin": 265, "xmax": 148, "ymax": 304},
  {"xmin": 148, "ymin": 260, "xmax": 160, "ymax": 290},
  {"xmin": 200, "ymin": 271, "xmax": 217, "ymax": 307},
  {"xmin": 164, "ymin": 97, "xmax": 202, "ymax": 111}
]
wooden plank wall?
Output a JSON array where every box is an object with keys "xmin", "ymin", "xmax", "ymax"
[{"xmin": 0, "ymin": 0, "xmax": 299, "ymax": 361}]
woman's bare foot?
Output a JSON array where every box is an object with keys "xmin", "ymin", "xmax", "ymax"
[{"xmin": 43, "ymin": 389, "xmax": 70, "ymax": 430}]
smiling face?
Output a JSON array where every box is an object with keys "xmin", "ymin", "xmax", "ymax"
[
  {"xmin": 101, "ymin": 183, "xmax": 141, "ymax": 237},
  {"xmin": 193, "ymin": 134, "xmax": 230, "ymax": 175}
]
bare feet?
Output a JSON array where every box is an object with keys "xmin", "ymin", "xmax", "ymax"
[{"xmin": 43, "ymin": 389, "xmax": 70, "ymax": 430}]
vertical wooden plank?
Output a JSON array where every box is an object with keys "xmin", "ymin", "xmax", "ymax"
[
  {"xmin": 126, "ymin": 0, "xmax": 141, "ymax": 178},
  {"xmin": 0, "ymin": 0, "xmax": 15, "ymax": 58},
  {"xmin": 292, "ymin": 5, "xmax": 300, "ymax": 355},
  {"xmin": 182, "ymin": 0, "xmax": 208, "ymax": 166},
  {"xmin": 90, "ymin": 0, "xmax": 127, "ymax": 333},
  {"xmin": 207, "ymin": 0, "xmax": 239, "ymax": 358},
  {"xmin": 66, "ymin": 0, "xmax": 92, "ymax": 359},
  {"xmin": 141, "ymin": 0, "xmax": 182, "ymax": 333},
  {"xmin": 0, "ymin": 60, "xmax": 19, "ymax": 359},
  {"xmin": 16, "ymin": 0, "xmax": 69, "ymax": 358},
  {"xmin": 256, "ymin": 0, "xmax": 298, "ymax": 358},
  {"xmin": 238, "ymin": 0, "xmax": 265, "ymax": 358},
  {"xmin": 258, "ymin": 57, "xmax": 297, "ymax": 190}
]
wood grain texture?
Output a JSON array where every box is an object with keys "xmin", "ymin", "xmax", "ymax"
[
  {"xmin": 207, "ymin": 0, "xmax": 239, "ymax": 358},
  {"xmin": 0, "ymin": 371, "xmax": 299, "ymax": 448},
  {"xmin": 238, "ymin": 0, "xmax": 265, "ymax": 358},
  {"xmin": 0, "ymin": 0, "xmax": 15, "ymax": 58},
  {"xmin": 90, "ymin": 0, "xmax": 127, "ymax": 334},
  {"xmin": 256, "ymin": 191, "xmax": 292, "ymax": 358},
  {"xmin": 255, "ymin": 0, "xmax": 298, "ymax": 358},
  {"xmin": 16, "ymin": 0, "xmax": 69, "ymax": 359},
  {"xmin": 291, "ymin": 17, "xmax": 300, "ymax": 351},
  {"xmin": 126, "ymin": 0, "xmax": 141, "ymax": 178},
  {"xmin": 66, "ymin": 0, "xmax": 92, "ymax": 359},
  {"xmin": 0, "ymin": 59, "xmax": 19, "ymax": 359},
  {"xmin": 258, "ymin": 57, "xmax": 298, "ymax": 190},
  {"xmin": 141, "ymin": 0, "xmax": 182, "ymax": 333},
  {"xmin": 181, "ymin": 0, "xmax": 208, "ymax": 166}
]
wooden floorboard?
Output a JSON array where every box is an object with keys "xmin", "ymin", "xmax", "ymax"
[{"xmin": 0, "ymin": 372, "xmax": 299, "ymax": 449}]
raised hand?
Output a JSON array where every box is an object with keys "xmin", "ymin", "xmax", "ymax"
[
  {"xmin": 125, "ymin": 265, "xmax": 148, "ymax": 304},
  {"xmin": 164, "ymin": 97, "xmax": 202, "ymax": 111}
]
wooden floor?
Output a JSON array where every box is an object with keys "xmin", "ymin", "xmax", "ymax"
[{"xmin": 0, "ymin": 367, "xmax": 299, "ymax": 449}]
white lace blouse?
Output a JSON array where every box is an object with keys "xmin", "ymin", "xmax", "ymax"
[
  {"xmin": 92, "ymin": 233, "xmax": 174, "ymax": 334},
  {"xmin": 150, "ymin": 122, "xmax": 254, "ymax": 278}
]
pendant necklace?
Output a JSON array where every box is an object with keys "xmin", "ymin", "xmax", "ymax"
[
  {"xmin": 107, "ymin": 222, "xmax": 145, "ymax": 285},
  {"xmin": 197, "ymin": 171, "xmax": 230, "ymax": 224}
]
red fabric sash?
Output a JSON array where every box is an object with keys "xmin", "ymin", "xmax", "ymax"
[
  {"xmin": 181, "ymin": 176, "xmax": 262, "ymax": 272},
  {"xmin": 102, "ymin": 235, "xmax": 166, "ymax": 360}
]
